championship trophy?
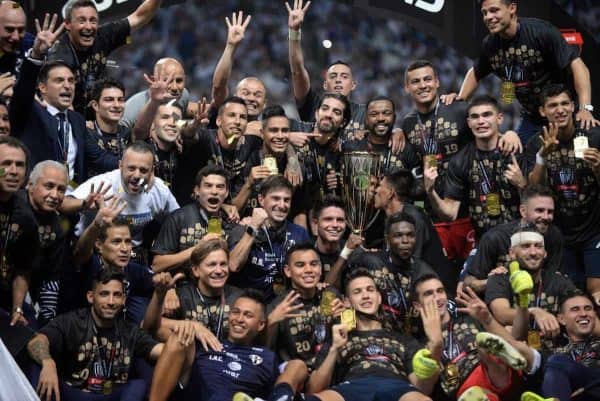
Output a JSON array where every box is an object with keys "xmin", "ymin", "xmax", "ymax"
[{"xmin": 340, "ymin": 152, "xmax": 382, "ymax": 234}]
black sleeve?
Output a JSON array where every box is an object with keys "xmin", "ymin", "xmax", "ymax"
[
  {"xmin": 39, "ymin": 313, "xmax": 72, "ymax": 356},
  {"xmin": 539, "ymin": 20, "xmax": 579, "ymax": 70},
  {"xmin": 98, "ymin": 19, "xmax": 131, "ymax": 53},
  {"xmin": 443, "ymin": 154, "xmax": 467, "ymax": 201},
  {"xmin": 484, "ymin": 274, "xmax": 511, "ymax": 305},
  {"xmin": 296, "ymin": 87, "xmax": 319, "ymax": 123},
  {"xmin": 84, "ymin": 127, "xmax": 119, "ymax": 172},
  {"xmin": 468, "ymin": 232, "xmax": 503, "ymax": 279},
  {"xmin": 131, "ymin": 326, "xmax": 159, "ymax": 359},
  {"xmin": 8, "ymin": 59, "xmax": 40, "ymax": 134},
  {"xmin": 473, "ymin": 37, "xmax": 494, "ymax": 81},
  {"xmin": 151, "ymin": 211, "xmax": 182, "ymax": 255},
  {"xmin": 227, "ymin": 224, "xmax": 245, "ymax": 249},
  {"xmin": 401, "ymin": 334, "xmax": 423, "ymax": 376}
]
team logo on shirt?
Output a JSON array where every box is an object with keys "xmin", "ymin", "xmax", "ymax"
[
  {"xmin": 366, "ymin": 344, "xmax": 384, "ymax": 356},
  {"xmin": 227, "ymin": 361, "xmax": 242, "ymax": 372},
  {"xmin": 249, "ymin": 354, "xmax": 263, "ymax": 366}
]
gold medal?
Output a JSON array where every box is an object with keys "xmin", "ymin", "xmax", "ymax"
[
  {"xmin": 341, "ymin": 308, "xmax": 356, "ymax": 332},
  {"xmin": 485, "ymin": 192, "xmax": 501, "ymax": 217},
  {"xmin": 319, "ymin": 289, "xmax": 337, "ymax": 316},
  {"xmin": 500, "ymin": 81, "xmax": 516, "ymax": 104},
  {"xmin": 445, "ymin": 363, "xmax": 460, "ymax": 386},
  {"xmin": 527, "ymin": 330, "xmax": 542, "ymax": 350},
  {"xmin": 102, "ymin": 380, "xmax": 113, "ymax": 395},
  {"xmin": 207, "ymin": 217, "xmax": 222, "ymax": 235},
  {"xmin": 262, "ymin": 156, "xmax": 279, "ymax": 175},
  {"xmin": 574, "ymin": 136, "xmax": 589, "ymax": 159},
  {"xmin": 424, "ymin": 154, "xmax": 438, "ymax": 169}
]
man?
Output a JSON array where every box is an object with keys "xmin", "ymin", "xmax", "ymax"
[
  {"xmin": 412, "ymin": 274, "xmax": 539, "ymax": 401},
  {"xmin": 525, "ymin": 84, "xmax": 600, "ymax": 296},
  {"xmin": 444, "ymin": 0, "xmax": 596, "ymax": 142},
  {"xmin": 232, "ymin": 105, "xmax": 302, "ymax": 217},
  {"xmin": 371, "ymin": 170, "xmax": 451, "ymax": 279},
  {"xmin": 306, "ymin": 268, "xmax": 436, "ymax": 401},
  {"xmin": 292, "ymin": 92, "xmax": 350, "ymax": 223},
  {"xmin": 10, "ymin": 18, "xmax": 117, "ymax": 185},
  {"xmin": 0, "ymin": 98, "xmax": 9, "ymax": 135},
  {"xmin": 464, "ymin": 184, "xmax": 563, "ymax": 293},
  {"xmin": 485, "ymin": 227, "xmax": 575, "ymax": 350},
  {"xmin": 122, "ymin": 57, "xmax": 195, "ymax": 130},
  {"xmin": 286, "ymin": 0, "xmax": 365, "ymax": 137},
  {"xmin": 522, "ymin": 290, "xmax": 600, "ymax": 401},
  {"xmin": 228, "ymin": 175, "xmax": 309, "ymax": 301},
  {"xmin": 333, "ymin": 212, "xmax": 436, "ymax": 333},
  {"xmin": 152, "ymin": 165, "xmax": 236, "ymax": 273},
  {"xmin": 69, "ymin": 141, "xmax": 179, "ymax": 265},
  {"xmin": 86, "ymin": 78, "xmax": 131, "ymax": 176},
  {"xmin": 313, "ymin": 195, "xmax": 362, "ymax": 277},
  {"xmin": 25, "ymin": 161, "xmax": 71, "ymax": 325},
  {"xmin": 148, "ymin": 289, "xmax": 280, "ymax": 401},
  {"xmin": 344, "ymin": 95, "xmax": 421, "ymax": 176},
  {"xmin": 267, "ymin": 243, "xmax": 343, "ymax": 372},
  {"xmin": 26, "ymin": 269, "xmax": 166, "ymax": 401},
  {"xmin": 0, "ymin": 0, "xmax": 33, "ymax": 76},
  {"xmin": 425, "ymin": 96, "xmax": 525, "ymax": 240},
  {"xmin": 0, "ymin": 136, "xmax": 38, "ymax": 326},
  {"xmin": 48, "ymin": 0, "xmax": 164, "ymax": 113}
]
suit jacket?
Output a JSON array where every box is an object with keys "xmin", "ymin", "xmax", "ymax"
[{"xmin": 9, "ymin": 59, "xmax": 118, "ymax": 183}]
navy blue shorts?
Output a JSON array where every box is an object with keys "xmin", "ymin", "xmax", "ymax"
[{"xmin": 331, "ymin": 375, "xmax": 419, "ymax": 401}]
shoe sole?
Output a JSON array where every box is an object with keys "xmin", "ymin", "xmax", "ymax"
[
  {"xmin": 476, "ymin": 332, "xmax": 527, "ymax": 371},
  {"xmin": 520, "ymin": 391, "xmax": 550, "ymax": 401},
  {"xmin": 233, "ymin": 393, "xmax": 254, "ymax": 401},
  {"xmin": 458, "ymin": 386, "xmax": 490, "ymax": 401}
]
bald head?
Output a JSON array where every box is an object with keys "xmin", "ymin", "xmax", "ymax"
[
  {"xmin": 153, "ymin": 58, "xmax": 186, "ymax": 100},
  {"xmin": 0, "ymin": 1, "xmax": 26, "ymax": 53},
  {"xmin": 235, "ymin": 77, "xmax": 267, "ymax": 117}
]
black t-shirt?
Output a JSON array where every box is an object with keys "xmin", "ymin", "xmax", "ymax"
[
  {"xmin": 401, "ymin": 101, "xmax": 471, "ymax": 219},
  {"xmin": 152, "ymin": 204, "xmax": 237, "ymax": 270},
  {"xmin": 148, "ymin": 139, "xmax": 179, "ymax": 189},
  {"xmin": 473, "ymin": 18, "xmax": 579, "ymax": 120},
  {"xmin": 0, "ymin": 193, "xmax": 39, "ymax": 309},
  {"xmin": 314, "ymin": 328, "xmax": 420, "ymax": 383},
  {"xmin": 524, "ymin": 127, "xmax": 600, "ymax": 245},
  {"xmin": 175, "ymin": 283, "xmax": 241, "ymax": 338},
  {"xmin": 267, "ymin": 288, "xmax": 339, "ymax": 370},
  {"xmin": 315, "ymin": 245, "xmax": 340, "ymax": 278},
  {"xmin": 47, "ymin": 19, "xmax": 131, "ymax": 114},
  {"xmin": 186, "ymin": 340, "xmax": 278, "ymax": 401},
  {"xmin": 485, "ymin": 268, "xmax": 575, "ymax": 349},
  {"xmin": 444, "ymin": 142, "xmax": 521, "ymax": 239},
  {"xmin": 347, "ymin": 249, "xmax": 436, "ymax": 333},
  {"xmin": 291, "ymin": 120, "xmax": 342, "ymax": 209},
  {"xmin": 39, "ymin": 308, "xmax": 157, "ymax": 389},
  {"xmin": 414, "ymin": 314, "xmax": 482, "ymax": 397},
  {"xmin": 553, "ymin": 336, "xmax": 600, "ymax": 370},
  {"xmin": 342, "ymin": 135, "xmax": 421, "ymax": 176},
  {"xmin": 86, "ymin": 124, "xmax": 131, "ymax": 177},
  {"xmin": 193, "ymin": 129, "xmax": 262, "ymax": 192},
  {"xmin": 467, "ymin": 219, "xmax": 564, "ymax": 280},
  {"xmin": 296, "ymin": 86, "xmax": 365, "ymax": 140}
]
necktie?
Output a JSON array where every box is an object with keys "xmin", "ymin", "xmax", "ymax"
[{"xmin": 56, "ymin": 112, "xmax": 67, "ymax": 162}]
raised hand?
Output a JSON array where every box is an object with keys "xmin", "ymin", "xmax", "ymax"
[
  {"xmin": 81, "ymin": 181, "xmax": 112, "ymax": 211},
  {"xmin": 0, "ymin": 72, "xmax": 15, "ymax": 97},
  {"xmin": 267, "ymin": 290, "xmax": 304, "ymax": 325},
  {"xmin": 153, "ymin": 272, "xmax": 186, "ymax": 297},
  {"xmin": 94, "ymin": 196, "xmax": 127, "ymax": 227},
  {"xmin": 498, "ymin": 130, "xmax": 523, "ymax": 155},
  {"xmin": 225, "ymin": 10, "xmax": 251, "ymax": 46},
  {"xmin": 504, "ymin": 154, "xmax": 526, "ymax": 189},
  {"xmin": 539, "ymin": 123, "xmax": 559, "ymax": 157},
  {"xmin": 418, "ymin": 299, "xmax": 443, "ymax": 345},
  {"xmin": 286, "ymin": 0, "xmax": 311, "ymax": 31},
  {"xmin": 144, "ymin": 64, "xmax": 175, "ymax": 104},
  {"xmin": 32, "ymin": 13, "xmax": 64, "ymax": 58},
  {"xmin": 191, "ymin": 97, "xmax": 212, "ymax": 129},
  {"xmin": 456, "ymin": 286, "xmax": 493, "ymax": 325}
]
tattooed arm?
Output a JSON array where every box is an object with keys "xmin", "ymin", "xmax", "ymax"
[{"xmin": 27, "ymin": 334, "xmax": 61, "ymax": 401}]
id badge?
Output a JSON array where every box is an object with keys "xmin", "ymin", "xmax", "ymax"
[
  {"xmin": 574, "ymin": 136, "xmax": 589, "ymax": 159},
  {"xmin": 500, "ymin": 81, "xmax": 516, "ymax": 104},
  {"xmin": 485, "ymin": 192, "xmax": 501, "ymax": 217}
]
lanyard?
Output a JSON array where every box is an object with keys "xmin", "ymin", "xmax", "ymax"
[
  {"xmin": 476, "ymin": 147, "xmax": 499, "ymax": 194},
  {"xmin": 92, "ymin": 324, "xmax": 118, "ymax": 379},
  {"xmin": 503, "ymin": 23, "xmax": 521, "ymax": 81},
  {"xmin": 531, "ymin": 278, "xmax": 544, "ymax": 330},
  {"xmin": 195, "ymin": 288, "xmax": 226, "ymax": 340},
  {"xmin": 151, "ymin": 139, "xmax": 176, "ymax": 186},
  {"xmin": 416, "ymin": 100, "xmax": 440, "ymax": 154}
]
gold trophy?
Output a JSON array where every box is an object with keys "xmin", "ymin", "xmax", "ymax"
[
  {"xmin": 207, "ymin": 217, "xmax": 222, "ymax": 235},
  {"xmin": 340, "ymin": 152, "xmax": 382, "ymax": 234}
]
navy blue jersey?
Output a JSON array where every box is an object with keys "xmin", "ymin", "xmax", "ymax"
[
  {"xmin": 185, "ymin": 340, "xmax": 278, "ymax": 401},
  {"xmin": 227, "ymin": 222, "xmax": 309, "ymax": 301}
]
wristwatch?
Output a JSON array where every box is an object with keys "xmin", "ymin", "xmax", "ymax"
[
  {"xmin": 581, "ymin": 104, "xmax": 594, "ymax": 112},
  {"xmin": 246, "ymin": 225, "xmax": 257, "ymax": 237},
  {"xmin": 13, "ymin": 306, "xmax": 23, "ymax": 315}
]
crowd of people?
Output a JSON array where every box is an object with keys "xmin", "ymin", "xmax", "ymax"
[{"xmin": 0, "ymin": 0, "xmax": 599, "ymax": 401}]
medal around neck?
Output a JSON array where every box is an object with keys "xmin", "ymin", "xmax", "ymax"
[{"xmin": 500, "ymin": 81, "xmax": 516, "ymax": 105}]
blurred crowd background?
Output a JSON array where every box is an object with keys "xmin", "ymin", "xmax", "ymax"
[{"xmin": 109, "ymin": 0, "xmax": 600, "ymax": 131}]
